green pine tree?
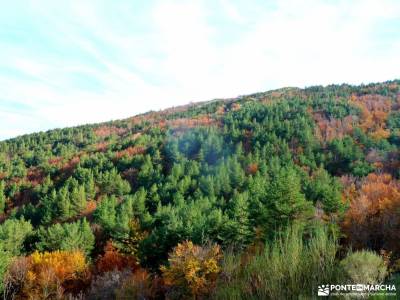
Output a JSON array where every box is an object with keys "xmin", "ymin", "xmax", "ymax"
[
  {"xmin": 85, "ymin": 172, "xmax": 96, "ymax": 200},
  {"xmin": 265, "ymin": 167, "xmax": 314, "ymax": 234},
  {"xmin": 71, "ymin": 185, "xmax": 87, "ymax": 214},
  {"xmin": 57, "ymin": 187, "xmax": 71, "ymax": 219},
  {"xmin": 94, "ymin": 195, "xmax": 117, "ymax": 232},
  {"xmin": 0, "ymin": 181, "xmax": 6, "ymax": 214},
  {"xmin": 224, "ymin": 192, "xmax": 252, "ymax": 248}
]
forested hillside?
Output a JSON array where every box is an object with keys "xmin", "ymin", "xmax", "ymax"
[{"xmin": 1, "ymin": 80, "xmax": 400, "ymax": 299}]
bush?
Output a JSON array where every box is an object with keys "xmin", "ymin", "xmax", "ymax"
[
  {"xmin": 340, "ymin": 250, "xmax": 387, "ymax": 285},
  {"xmin": 0, "ymin": 246, "xmax": 12, "ymax": 294},
  {"xmin": 161, "ymin": 241, "xmax": 222, "ymax": 299},
  {"xmin": 213, "ymin": 224, "xmax": 340, "ymax": 299},
  {"xmin": 2, "ymin": 257, "xmax": 29, "ymax": 299},
  {"xmin": 95, "ymin": 242, "xmax": 137, "ymax": 273},
  {"xmin": 87, "ymin": 269, "xmax": 132, "ymax": 300},
  {"xmin": 115, "ymin": 269, "xmax": 160, "ymax": 300},
  {"xmin": 20, "ymin": 250, "xmax": 88, "ymax": 299}
]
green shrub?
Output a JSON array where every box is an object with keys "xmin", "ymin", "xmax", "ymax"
[{"xmin": 340, "ymin": 250, "xmax": 387, "ymax": 285}]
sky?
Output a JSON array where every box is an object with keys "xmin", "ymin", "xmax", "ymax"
[{"xmin": 0, "ymin": 0, "xmax": 399, "ymax": 140}]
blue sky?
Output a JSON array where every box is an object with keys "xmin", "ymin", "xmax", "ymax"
[{"xmin": 0, "ymin": 0, "xmax": 399, "ymax": 140}]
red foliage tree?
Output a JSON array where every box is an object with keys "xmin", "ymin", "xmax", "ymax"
[
  {"xmin": 342, "ymin": 173, "xmax": 400, "ymax": 254},
  {"xmin": 95, "ymin": 242, "xmax": 137, "ymax": 273},
  {"xmin": 246, "ymin": 163, "xmax": 259, "ymax": 175}
]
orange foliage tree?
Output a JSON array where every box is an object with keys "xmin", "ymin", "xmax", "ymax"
[
  {"xmin": 342, "ymin": 173, "xmax": 400, "ymax": 254},
  {"xmin": 161, "ymin": 241, "xmax": 222, "ymax": 299},
  {"xmin": 21, "ymin": 250, "xmax": 88, "ymax": 299},
  {"xmin": 115, "ymin": 146, "xmax": 146, "ymax": 159},
  {"xmin": 350, "ymin": 94, "xmax": 391, "ymax": 140},
  {"xmin": 94, "ymin": 126, "xmax": 127, "ymax": 138},
  {"xmin": 246, "ymin": 163, "xmax": 259, "ymax": 175}
]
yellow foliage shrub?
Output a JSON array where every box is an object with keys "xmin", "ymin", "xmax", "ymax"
[
  {"xmin": 22, "ymin": 250, "xmax": 87, "ymax": 299},
  {"xmin": 161, "ymin": 241, "xmax": 222, "ymax": 299}
]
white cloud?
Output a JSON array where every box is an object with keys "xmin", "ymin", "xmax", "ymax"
[{"xmin": 0, "ymin": 0, "xmax": 399, "ymax": 140}]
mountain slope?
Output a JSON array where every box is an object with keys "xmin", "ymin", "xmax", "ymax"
[{"xmin": 0, "ymin": 79, "xmax": 399, "ymax": 298}]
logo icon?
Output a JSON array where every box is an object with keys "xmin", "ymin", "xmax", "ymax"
[
  {"xmin": 355, "ymin": 284, "xmax": 363, "ymax": 292},
  {"xmin": 318, "ymin": 285, "xmax": 330, "ymax": 296}
]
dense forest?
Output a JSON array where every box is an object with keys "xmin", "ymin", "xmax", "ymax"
[{"xmin": 1, "ymin": 80, "xmax": 400, "ymax": 299}]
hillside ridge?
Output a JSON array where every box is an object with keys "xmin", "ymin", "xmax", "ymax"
[{"xmin": 4, "ymin": 79, "xmax": 398, "ymax": 142}]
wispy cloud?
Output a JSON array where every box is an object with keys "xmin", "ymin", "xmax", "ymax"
[{"xmin": 0, "ymin": 0, "xmax": 399, "ymax": 140}]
